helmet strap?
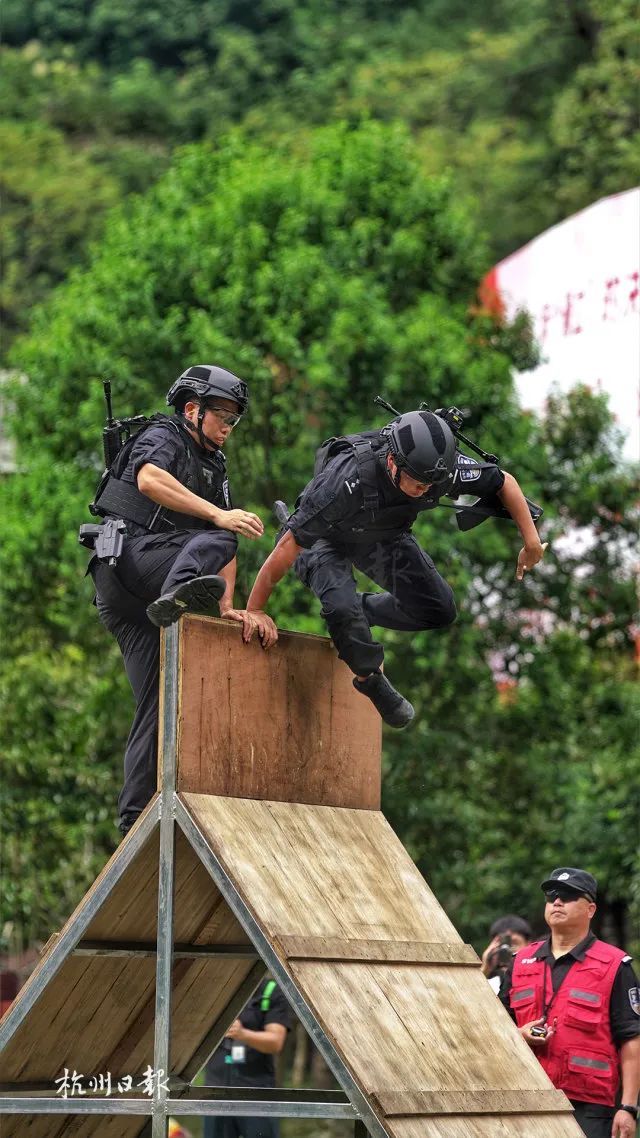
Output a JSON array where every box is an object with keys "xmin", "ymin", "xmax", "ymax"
[
  {"xmin": 180, "ymin": 407, "xmax": 220, "ymax": 451},
  {"xmin": 386, "ymin": 450, "xmax": 404, "ymax": 489}
]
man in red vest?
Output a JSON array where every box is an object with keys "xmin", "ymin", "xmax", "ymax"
[{"xmin": 500, "ymin": 867, "xmax": 640, "ymax": 1138}]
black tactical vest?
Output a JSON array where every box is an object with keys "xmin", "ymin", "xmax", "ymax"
[
  {"xmin": 309, "ymin": 430, "xmax": 442, "ymax": 545},
  {"xmin": 91, "ymin": 415, "xmax": 230, "ymax": 534}
]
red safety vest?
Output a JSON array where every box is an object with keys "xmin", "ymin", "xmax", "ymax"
[{"xmin": 511, "ymin": 938, "xmax": 626, "ymax": 1106}]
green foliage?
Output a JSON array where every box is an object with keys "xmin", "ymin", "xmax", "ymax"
[
  {"xmin": 2, "ymin": 0, "xmax": 639, "ymax": 351},
  {"xmin": 551, "ymin": 0, "xmax": 640, "ymax": 213},
  {"xmin": 1, "ymin": 2, "xmax": 639, "ymax": 963},
  {"xmin": 0, "ymin": 119, "xmax": 120, "ymax": 344},
  {"xmin": 0, "ymin": 121, "xmax": 526, "ymax": 947}
]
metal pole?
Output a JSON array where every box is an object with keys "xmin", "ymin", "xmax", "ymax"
[{"xmin": 151, "ymin": 623, "xmax": 180, "ymax": 1137}]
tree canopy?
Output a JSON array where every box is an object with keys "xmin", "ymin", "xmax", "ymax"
[
  {"xmin": 1, "ymin": 0, "xmax": 638, "ymax": 349},
  {"xmin": 1, "ymin": 121, "xmax": 637, "ymax": 957}
]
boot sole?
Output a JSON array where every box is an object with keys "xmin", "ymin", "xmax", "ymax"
[
  {"xmin": 381, "ymin": 700, "xmax": 415, "ymax": 729},
  {"xmin": 146, "ymin": 575, "xmax": 226, "ymax": 628},
  {"xmin": 353, "ymin": 677, "xmax": 415, "ymax": 729}
]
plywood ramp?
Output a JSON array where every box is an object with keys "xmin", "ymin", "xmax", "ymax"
[{"xmin": 182, "ymin": 792, "xmax": 583, "ymax": 1138}]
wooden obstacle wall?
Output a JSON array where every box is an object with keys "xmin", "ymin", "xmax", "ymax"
[{"xmin": 168, "ymin": 615, "xmax": 381, "ymax": 808}]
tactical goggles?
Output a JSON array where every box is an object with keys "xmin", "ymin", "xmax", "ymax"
[
  {"xmin": 544, "ymin": 887, "xmax": 592, "ymax": 903},
  {"xmin": 205, "ymin": 403, "xmax": 242, "ymax": 427}
]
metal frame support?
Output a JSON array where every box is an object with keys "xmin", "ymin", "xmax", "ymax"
[{"xmin": 151, "ymin": 623, "xmax": 180, "ymax": 1138}]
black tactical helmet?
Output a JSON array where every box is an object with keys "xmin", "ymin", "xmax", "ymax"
[
  {"xmin": 166, "ymin": 364, "xmax": 249, "ymax": 414},
  {"xmin": 386, "ymin": 410, "xmax": 456, "ymax": 485}
]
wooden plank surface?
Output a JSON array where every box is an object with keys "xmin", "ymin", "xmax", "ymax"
[
  {"xmin": 388, "ymin": 1118, "xmax": 584, "ymax": 1138},
  {"xmin": 373, "ymin": 1088, "xmax": 571, "ymax": 1115},
  {"xmin": 175, "ymin": 615, "xmax": 381, "ymax": 808},
  {"xmin": 0, "ymin": 1116, "xmax": 149, "ymax": 1137},
  {"xmin": 183, "ymin": 794, "xmax": 580, "ymax": 1137},
  {"xmin": 0, "ymin": 824, "xmax": 257, "ymax": 1088},
  {"xmin": 182, "ymin": 795, "xmax": 461, "ymax": 943},
  {"xmin": 278, "ymin": 936, "xmax": 479, "ymax": 965},
  {"xmin": 286, "ymin": 960, "xmax": 555, "ymax": 1098}
]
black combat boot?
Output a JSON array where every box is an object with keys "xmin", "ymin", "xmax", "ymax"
[
  {"xmin": 118, "ymin": 813, "xmax": 139, "ymax": 841},
  {"xmin": 146, "ymin": 574, "xmax": 226, "ymax": 628},
  {"xmin": 352, "ymin": 671, "xmax": 415, "ymax": 728}
]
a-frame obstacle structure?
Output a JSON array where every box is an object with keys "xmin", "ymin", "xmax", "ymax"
[{"xmin": 0, "ymin": 615, "xmax": 583, "ymax": 1137}]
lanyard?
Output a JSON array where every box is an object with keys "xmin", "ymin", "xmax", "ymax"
[{"xmin": 541, "ymin": 953, "xmax": 574, "ymax": 1022}]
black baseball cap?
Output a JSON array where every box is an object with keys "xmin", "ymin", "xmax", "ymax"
[{"xmin": 541, "ymin": 867, "xmax": 597, "ymax": 901}]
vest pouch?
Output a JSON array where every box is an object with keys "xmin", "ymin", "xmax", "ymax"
[
  {"xmin": 566, "ymin": 1047, "xmax": 612, "ymax": 1082},
  {"xmin": 564, "ymin": 989, "xmax": 603, "ymax": 1032},
  {"xmin": 509, "ymin": 986, "xmax": 537, "ymax": 1023}
]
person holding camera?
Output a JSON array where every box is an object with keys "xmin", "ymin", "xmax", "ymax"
[
  {"xmin": 500, "ymin": 867, "xmax": 640, "ymax": 1138},
  {"xmin": 87, "ymin": 364, "xmax": 276, "ymax": 837},
  {"xmin": 244, "ymin": 407, "xmax": 546, "ymax": 728},
  {"xmin": 480, "ymin": 914, "xmax": 532, "ymax": 994}
]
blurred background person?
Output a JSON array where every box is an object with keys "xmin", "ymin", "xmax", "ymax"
[{"xmin": 481, "ymin": 914, "xmax": 532, "ymax": 994}]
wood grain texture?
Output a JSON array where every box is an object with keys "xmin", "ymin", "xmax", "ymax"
[
  {"xmin": 182, "ymin": 794, "xmax": 580, "ymax": 1137},
  {"xmin": 387, "ymin": 1118, "xmax": 584, "ymax": 1138},
  {"xmin": 176, "ymin": 615, "xmax": 381, "ymax": 808},
  {"xmin": 0, "ymin": 1117, "xmax": 150, "ymax": 1137},
  {"xmin": 182, "ymin": 794, "xmax": 462, "ymax": 943},
  {"xmin": 0, "ymin": 826, "xmax": 256, "ymax": 1087},
  {"xmin": 373, "ymin": 1088, "xmax": 571, "ymax": 1115},
  {"xmin": 278, "ymin": 936, "xmax": 479, "ymax": 965},
  {"xmin": 286, "ymin": 960, "xmax": 556, "ymax": 1098}
]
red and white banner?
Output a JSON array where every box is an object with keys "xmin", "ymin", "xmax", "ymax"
[{"xmin": 482, "ymin": 188, "xmax": 640, "ymax": 461}]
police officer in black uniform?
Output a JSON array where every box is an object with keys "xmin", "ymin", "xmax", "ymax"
[
  {"xmin": 203, "ymin": 978, "xmax": 292, "ymax": 1138},
  {"xmin": 88, "ymin": 364, "xmax": 276, "ymax": 836},
  {"xmin": 245, "ymin": 409, "xmax": 547, "ymax": 727}
]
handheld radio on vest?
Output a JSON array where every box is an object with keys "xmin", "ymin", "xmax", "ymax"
[{"xmin": 101, "ymin": 380, "xmax": 149, "ymax": 469}]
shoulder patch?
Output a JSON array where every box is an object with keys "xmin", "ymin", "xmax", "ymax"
[
  {"xmin": 629, "ymin": 987, "xmax": 640, "ymax": 1016},
  {"xmin": 459, "ymin": 468, "xmax": 481, "ymax": 482}
]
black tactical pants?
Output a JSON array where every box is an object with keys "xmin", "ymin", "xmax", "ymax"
[
  {"xmin": 571, "ymin": 1101, "xmax": 616, "ymax": 1138},
  {"xmin": 295, "ymin": 533, "xmax": 456, "ymax": 675},
  {"xmin": 92, "ymin": 528, "xmax": 237, "ymax": 830}
]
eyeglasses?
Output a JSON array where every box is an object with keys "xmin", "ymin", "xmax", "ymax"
[
  {"xmin": 205, "ymin": 404, "xmax": 242, "ymax": 427},
  {"xmin": 544, "ymin": 888, "xmax": 590, "ymax": 903}
]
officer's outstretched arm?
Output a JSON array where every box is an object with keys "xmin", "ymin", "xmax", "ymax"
[
  {"xmin": 137, "ymin": 463, "xmax": 263, "ymax": 538},
  {"xmin": 247, "ymin": 530, "xmax": 302, "ymax": 611},
  {"xmin": 497, "ymin": 472, "xmax": 548, "ymax": 580}
]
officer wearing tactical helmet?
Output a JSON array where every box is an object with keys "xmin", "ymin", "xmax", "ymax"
[
  {"xmin": 245, "ymin": 408, "xmax": 547, "ymax": 727},
  {"xmin": 89, "ymin": 364, "xmax": 276, "ymax": 836}
]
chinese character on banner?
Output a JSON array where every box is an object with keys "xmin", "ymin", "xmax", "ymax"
[
  {"xmin": 87, "ymin": 1072, "xmax": 113, "ymax": 1095},
  {"xmin": 55, "ymin": 1069, "xmax": 86, "ymax": 1098},
  {"xmin": 117, "ymin": 1075, "xmax": 134, "ymax": 1093},
  {"xmin": 137, "ymin": 1066, "xmax": 170, "ymax": 1097}
]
